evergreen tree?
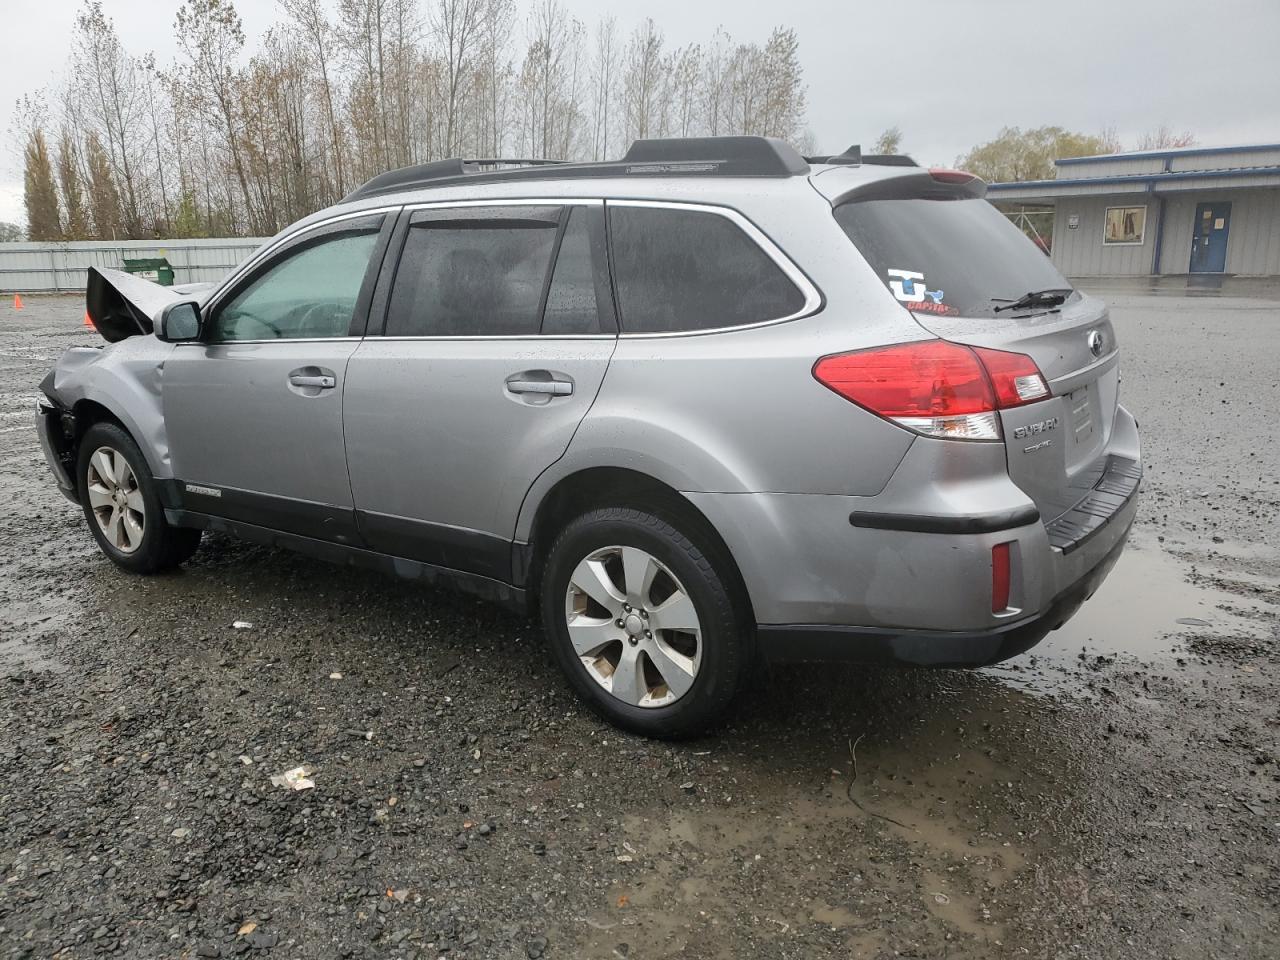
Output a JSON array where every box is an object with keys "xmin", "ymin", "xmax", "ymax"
[
  {"xmin": 23, "ymin": 130, "xmax": 62, "ymax": 241},
  {"xmin": 85, "ymin": 132, "xmax": 123, "ymax": 240},
  {"xmin": 57, "ymin": 133, "xmax": 90, "ymax": 240}
]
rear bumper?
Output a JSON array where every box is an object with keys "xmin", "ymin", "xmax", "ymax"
[
  {"xmin": 756, "ymin": 513, "xmax": 1132, "ymax": 666},
  {"xmin": 685, "ymin": 404, "xmax": 1141, "ymax": 662}
]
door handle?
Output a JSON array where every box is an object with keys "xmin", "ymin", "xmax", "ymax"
[
  {"xmin": 506, "ymin": 379, "xmax": 572, "ymax": 396},
  {"xmin": 289, "ymin": 374, "xmax": 335, "ymax": 389}
]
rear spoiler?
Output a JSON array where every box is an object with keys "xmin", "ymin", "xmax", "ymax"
[
  {"xmin": 85, "ymin": 267, "xmax": 187, "ymax": 342},
  {"xmin": 820, "ymin": 169, "xmax": 988, "ymax": 207}
]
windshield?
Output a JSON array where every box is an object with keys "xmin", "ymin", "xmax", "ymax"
[{"xmin": 834, "ymin": 196, "xmax": 1074, "ymax": 318}]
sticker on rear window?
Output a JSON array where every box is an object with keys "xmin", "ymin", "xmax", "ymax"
[
  {"xmin": 887, "ymin": 268, "xmax": 957, "ymax": 315},
  {"xmin": 887, "ymin": 268, "xmax": 927, "ymax": 303}
]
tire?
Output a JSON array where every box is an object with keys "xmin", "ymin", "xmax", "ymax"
[
  {"xmin": 76, "ymin": 421, "xmax": 202, "ymax": 574},
  {"xmin": 539, "ymin": 506, "xmax": 750, "ymax": 738}
]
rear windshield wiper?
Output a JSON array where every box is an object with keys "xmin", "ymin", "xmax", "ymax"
[{"xmin": 991, "ymin": 288, "xmax": 1072, "ymax": 313}]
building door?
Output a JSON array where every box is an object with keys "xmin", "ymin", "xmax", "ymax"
[{"xmin": 1189, "ymin": 202, "xmax": 1231, "ymax": 273}]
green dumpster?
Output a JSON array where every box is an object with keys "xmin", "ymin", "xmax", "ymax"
[{"xmin": 122, "ymin": 257, "xmax": 175, "ymax": 286}]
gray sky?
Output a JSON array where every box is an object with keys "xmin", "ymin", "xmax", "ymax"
[{"xmin": 3, "ymin": 0, "xmax": 1279, "ymax": 225}]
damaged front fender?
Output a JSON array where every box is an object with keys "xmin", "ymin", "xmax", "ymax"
[
  {"xmin": 39, "ymin": 266, "xmax": 214, "ymax": 486},
  {"xmin": 40, "ymin": 336, "xmax": 176, "ymax": 481}
]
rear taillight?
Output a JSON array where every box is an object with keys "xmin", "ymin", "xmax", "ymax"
[{"xmin": 812, "ymin": 340, "xmax": 1049, "ymax": 441}]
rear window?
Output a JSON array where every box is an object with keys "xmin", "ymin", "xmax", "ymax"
[
  {"xmin": 834, "ymin": 197, "xmax": 1073, "ymax": 318},
  {"xmin": 609, "ymin": 206, "xmax": 806, "ymax": 334}
]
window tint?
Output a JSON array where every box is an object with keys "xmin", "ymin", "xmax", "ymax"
[
  {"xmin": 542, "ymin": 208, "xmax": 606, "ymax": 335},
  {"xmin": 386, "ymin": 209, "xmax": 560, "ymax": 337},
  {"xmin": 834, "ymin": 197, "xmax": 1073, "ymax": 318},
  {"xmin": 212, "ymin": 228, "xmax": 379, "ymax": 341},
  {"xmin": 608, "ymin": 206, "xmax": 805, "ymax": 334}
]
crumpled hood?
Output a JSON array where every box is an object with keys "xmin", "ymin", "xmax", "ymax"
[{"xmin": 86, "ymin": 267, "xmax": 210, "ymax": 343}]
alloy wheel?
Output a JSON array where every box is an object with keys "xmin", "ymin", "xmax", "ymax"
[
  {"xmin": 564, "ymin": 545, "xmax": 702, "ymax": 708},
  {"xmin": 85, "ymin": 446, "xmax": 145, "ymax": 554}
]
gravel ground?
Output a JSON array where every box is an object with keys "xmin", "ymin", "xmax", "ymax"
[{"xmin": 1, "ymin": 279, "xmax": 1277, "ymax": 960}]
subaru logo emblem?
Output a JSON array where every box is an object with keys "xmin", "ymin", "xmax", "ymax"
[{"xmin": 1087, "ymin": 329, "xmax": 1105, "ymax": 358}]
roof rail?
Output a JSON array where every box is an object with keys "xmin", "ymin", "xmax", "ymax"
[
  {"xmin": 465, "ymin": 158, "xmax": 570, "ymax": 169},
  {"xmin": 620, "ymin": 136, "xmax": 809, "ymax": 175},
  {"xmin": 804, "ymin": 145, "xmax": 919, "ymax": 168},
  {"xmin": 342, "ymin": 136, "xmax": 810, "ymax": 202}
]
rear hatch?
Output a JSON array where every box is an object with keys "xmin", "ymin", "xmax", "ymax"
[{"xmin": 830, "ymin": 172, "xmax": 1119, "ymax": 523}]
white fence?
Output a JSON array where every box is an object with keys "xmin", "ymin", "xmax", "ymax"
[{"xmin": 0, "ymin": 238, "xmax": 270, "ymax": 293}]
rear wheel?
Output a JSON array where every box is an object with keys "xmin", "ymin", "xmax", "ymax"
[
  {"xmin": 76, "ymin": 421, "xmax": 201, "ymax": 574},
  {"xmin": 540, "ymin": 506, "xmax": 749, "ymax": 737}
]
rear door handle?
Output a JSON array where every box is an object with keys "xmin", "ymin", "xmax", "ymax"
[
  {"xmin": 289, "ymin": 374, "xmax": 335, "ymax": 389},
  {"xmin": 506, "ymin": 379, "xmax": 572, "ymax": 396}
]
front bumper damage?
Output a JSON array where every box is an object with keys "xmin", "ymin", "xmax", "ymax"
[{"xmin": 36, "ymin": 396, "xmax": 79, "ymax": 503}]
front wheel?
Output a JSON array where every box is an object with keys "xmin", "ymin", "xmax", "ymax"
[
  {"xmin": 76, "ymin": 421, "xmax": 202, "ymax": 574},
  {"xmin": 539, "ymin": 506, "xmax": 750, "ymax": 738}
]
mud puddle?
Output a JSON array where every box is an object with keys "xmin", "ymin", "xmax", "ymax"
[
  {"xmin": 987, "ymin": 531, "xmax": 1276, "ymax": 694},
  {"xmin": 564, "ymin": 669, "xmax": 1095, "ymax": 957}
]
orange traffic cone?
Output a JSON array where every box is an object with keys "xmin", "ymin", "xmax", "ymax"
[
  {"xmin": 84, "ymin": 310, "xmax": 94, "ymax": 328},
  {"xmin": 13, "ymin": 294, "xmax": 22, "ymax": 310}
]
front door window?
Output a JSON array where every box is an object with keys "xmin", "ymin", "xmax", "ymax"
[{"xmin": 211, "ymin": 228, "xmax": 381, "ymax": 341}]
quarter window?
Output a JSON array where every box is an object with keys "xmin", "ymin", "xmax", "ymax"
[
  {"xmin": 386, "ymin": 207, "xmax": 561, "ymax": 337},
  {"xmin": 211, "ymin": 228, "xmax": 380, "ymax": 341},
  {"xmin": 607, "ymin": 206, "xmax": 805, "ymax": 334}
]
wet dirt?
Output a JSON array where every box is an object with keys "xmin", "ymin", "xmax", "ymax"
[{"xmin": 0, "ymin": 285, "xmax": 1277, "ymax": 959}]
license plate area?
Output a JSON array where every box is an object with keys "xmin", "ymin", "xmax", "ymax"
[{"xmin": 1068, "ymin": 384, "xmax": 1093, "ymax": 445}]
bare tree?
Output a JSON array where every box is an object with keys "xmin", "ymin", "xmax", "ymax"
[
  {"xmin": 175, "ymin": 0, "xmax": 258, "ymax": 233},
  {"xmin": 623, "ymin": 18, "xmax": 664, "ymax": 142},
  {"xmin": 69, "ymin": 1, "xmax": 150, "ymax": 235},
  {"xmin": 523, "ymin": 0, "xmax": 580, "ymax": 158},
  {"xmin": 589, "ymin": 16, "xmax": 618, "ymax": 160},
  {"xmin": 873, "ymin": 126, "xmax": 903, "ymax": 154},
  {"xmin": 280, "ymin": 0, "xmax": 348, "ymax": 196},
  {"xmin": 431, "ymin": 0, "xmax": 487, "ymax": 155},
  {"xmin": 757, "ymin": 27, "xmax": 803, "ymax": 141},
  {"xmin": 479, "ymin": 0, "xmax": 515, "ymax": 156},
  {"xmin": 14, "ymin": 3, "xmax": 813, "ymax": 239},
  {"xmin": 1137, "ymin": 125, "xmax": 1196, "ymax": 150},
  {"xmin": 669, "ymin": 44, "xmax": 701, "ymax": 139},
  {"xmin": 702, "ymin": 27, "xmax": 733, "ymax": 137}
]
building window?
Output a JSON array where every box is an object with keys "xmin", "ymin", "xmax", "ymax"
[{"xmin": 1103, "ymin": 206, "xmax": 1146, "ymax": 245}]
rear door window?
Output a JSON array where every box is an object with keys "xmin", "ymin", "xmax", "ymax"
[
  {"xmin": 386, "ymin": 206, "xmax": 561, "ymax": 337},
  {"xmin": 834, "ymin": 197, "xmax": 1073, "ymax": 318},
  {"xmin": 608, "ymin": 205, "xmax": 806, "ymax": 334}
]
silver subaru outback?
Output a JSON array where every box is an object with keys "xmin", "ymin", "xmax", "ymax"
[{"xmin": 36, "ymin": 137, "xmax": 1141, "ymax": 737}]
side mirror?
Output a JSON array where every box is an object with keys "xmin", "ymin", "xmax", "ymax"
[{"xmin": 156, "ymin": 300, "xmax": 203, "ymax": 342}]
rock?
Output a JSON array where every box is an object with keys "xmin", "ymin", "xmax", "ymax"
[
  {"xmin": 196, "ymin": 944, "xmax": 222, "ymax": 958},
  {"xmin": 246, "ymin": 930, "xmax": 278, "ymax": 950},
  {"xmin": 526, "ymin": 935, "xmax": 548, "ymax": 958}
]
